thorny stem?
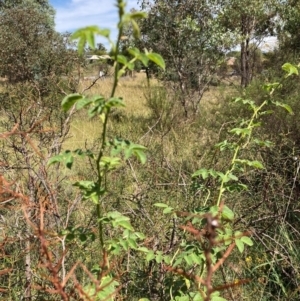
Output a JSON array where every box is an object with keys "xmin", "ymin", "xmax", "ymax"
[
  {"xmin": 216, "ymin": 100, "xmax": 267, "ymax": 206},
  {"xmin": 95, "ymin": 0, "xmax": 124, "ymax": 269},
  {"xmin": 111, "ymin": 0, "xmax": 124, "ymax": 99}
]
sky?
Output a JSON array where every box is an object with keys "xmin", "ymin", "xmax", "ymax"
[
  {"xmin": 49, "ymin": 0, "xmax": 141, "ymax": 48},
  {"xmin": 48, "ymin": 0, "xmax": 277, "ymax": 52}
]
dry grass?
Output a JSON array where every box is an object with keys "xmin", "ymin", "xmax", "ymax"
[
  {"xmin": 79, "ymin": 72, "xmax": 155, "ymax": 118},
  {"xmin": 0, "ymin": 70, "xmax": 233, "ymax": 158},
  {"xmin": 64, "ymin": 72, "xmax": 157, "ymax": 151},
  {"xmin": 66, "ymin": 72, "xmax": 235, "ymax": 153}
]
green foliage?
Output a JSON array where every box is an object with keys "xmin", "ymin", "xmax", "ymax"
[
  {"xmin": 277, "ymin": 0, "xmax": 300, "ymax": 52},
  {"xmin": 83, "ymin": 276, "xmax": 119, "ymax": 301},
  {"xmin": 282, "ymin": 62, "xmax": 299, "ymax": 77},
  {"xmin": 211, "ymin": 61, "xmax": 300, "ymax": 299},
  {"xmin": 148, "ymin": 72, "xmax": 293, "ymax": 299},
  {"xmin": 0, "ymin": 0, "xmax": 76, "ymax": 84},
  {"xmin": 71, "ymin": 26, "xmax": 110, "ymax": 55},
  {"xmin": 219, "ymin": 0, "xmax": 279, "ymax": 86},
  {"xmin": 47, "ymin": 2, "xmax": 165, "ymax": 299},
  {"xmin": 0, "ymin": 3, "xmax": 83, "ymax": 298},
  {"xmin": 2, "ymin": 0, "xmax": 300, "ymax": 300},
  {"xmin": 139, "ymin": 0, "xmax": 234, "ymax": 115}
]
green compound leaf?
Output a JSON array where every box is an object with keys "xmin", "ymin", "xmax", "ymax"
[
  {"xmin": 192, "ymin": 168, "xmax": 209, "ymax": 179},
  {"xmin": 71, "ymin": 26, "xmax": 110, "ymax": 54},
  {"xmin": 241, "ymin": 236, "xmax": 253, "ymax": 246},
  {"xmin": 138, "ymin": 247, "xmax": 149, "ymax": 253},
  {"xmin": 129, "ymin": 11, "xmax": 147, "ymax": 20},
  {"xmin": 230, "ymin": 127, "xmax": 251, "ymax": 136},
  {"xmin": 128, "ymin": 238, "xmax": 138, "ymax": 249},
  {"xmin": 76, "ymin": 97, "xmax": 93, "ymax": 110},
  {"xmin": 184, "ymin": 254, "xmax": 193, "ymax": 266},
  {"xmin": 140, "ymin": 53, "xmax": 149, "ymax": 66},
  {"xmin": 135, "ymin": 232, "xmax": 145, "ymax": 239},
  {"xmin": 116, "ymin": 220, "xmax": 134, "ymax": 231},
  {"xmin": 209, "ymin": 205, "xmax": 219, "ymax": 216},
  {"xmin": 249, "ymin": 160, "xmax": 264, "ymax": 169},
  {"xmin": 96, "ymin": 276, "xmax": 119, "ymax": 301},
  {"xmin": 62, "ymin": 94, "xmax": 84, "ymax": 112},
  {"xmin": 189, "ymin": 253, "xmax": 203, "ymax": 265},
  {"xmin": 134, "ymin": 149, "xmax": 147, "ymax": 164},
  {"xmin": 73, "ymin": 180, "xmax": 96, "ymax": 190},
  {"xmin": 253, "ymin": 139, "xmax": 273, "ymax": 147},
  {"xmin": 263, "ymin": 82, "xmax": 282, "ymax": 93},
  {"xmin": 273, "ymin": 101, "xmax": 294, "ymax": 115},
  {"xmin": 173, "ymin": 258, "xmax": 183, "ymax": 267},
  {"xmin": 155, "ymin": 252, "xmax": 163, "ymax": 263},
  {"xmin": 109, "ymin": 138, "xmax": 146, "ymax": 163},
  {"xmin": 147, "ymin": 53, "xmax": 165, "ymax": 70},
  {"xmin": 222, "ymin": 205, "xmax": 234, "ymax": 221},
  {"xmin": 131, "ymin": 19, "xmax": 141, "ymax": 39},
  {"xmin": 117, "ymin": 54, "xmax": 128, "ymax": 65},
  {"xmin": 282, "ymin": 62, "xmax": 299, "ymax": 77},
  {"xmin": 120, "ymin": 239, "xmax": 129, "ymax": 250},
  {"xmin": 163, "ymin": 207, "xmax": 174, "ymax": 214},
  {"xmin": 236, "ymin": 239, "xmax": 245, "ymax": 253},
  {"xmin": 48, "ymin": 150, "xmax": 74, "ymax": 169},
  {"xmin": 228, "ymin": 173, "xmax": 238, "ymax": 181},
  {"xmin": 106, "ymin": 97, "xmax": 125, "ymax": 108},
  {"xmin": 235, "ymin": 159, "xmax": 264, "ymax": 169},
  {"xmin": 100, "ymin": 156, "xmax": 122, "ymax": 171},
  {"xmin": 146, "ymin": 251, "xmax": 155, "ymax": 262},
  {"xmin": 117, "ymin": 69, "xmax": 126, "ymax": 78},
  {"xmin": 163, "ymin": 255, "xmax": 171, "ymax": 264},
  {"xmin": 128, "ymin": 47, "xmax": 140, "ymax": 57},
  {"xmin": 86, "ymin": 30, "xmax": 95, "ymax": 50}
]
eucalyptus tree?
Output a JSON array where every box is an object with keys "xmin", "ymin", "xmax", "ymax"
[
  {"xmin": 219, "ymin": 0, "xmax": 279, "ymax": 87},
  {"xmin": 139, "ymin": 0, "xmax": 234, "ymax": 116},
  {"xmin": 0, "ymin": 0, "xmax": 56, "ymax": 83},
  {"xmin": 0, "ymin": 0, "xmax": 51, "ymax": 7},
  {"xmin": 277, "ymin": 0, "xmax": 300, "ymax": 54}
]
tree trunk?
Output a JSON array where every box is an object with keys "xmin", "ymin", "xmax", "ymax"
[{"xmin": 240, "ymin": 15, "xmax": 252, "ymax": 88}]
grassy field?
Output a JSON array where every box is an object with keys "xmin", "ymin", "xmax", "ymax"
[
  {"xmin": 61, "ymin": 73, "xmax": 245, "ymax": 203},
  {"xmin": 64, "ymin": 73, "xmax": 151, "ymax": 149},
  {"xmin": 80, "ymin": 72, "xmax": 159, "ymax": 113},
  {"xmin": 66, "ymin": 71, "xmax": 236, "ymax": 149},
  {"xmin": 1, "ymin": 68, "xmax": 299, "ymax": 300}
]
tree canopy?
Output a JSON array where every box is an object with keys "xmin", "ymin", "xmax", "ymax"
[
  {"xmin": 139, "ymin": 0, "xmax": 235, "ymax": 115},
  {"xmin": 0, "ymin": 0, "xmax": 75, "ymax": 84}
]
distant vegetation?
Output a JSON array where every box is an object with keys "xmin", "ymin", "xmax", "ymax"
[{"xmin": 1, "ymin": 0, "xmax": 300, "ymax": 300}]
